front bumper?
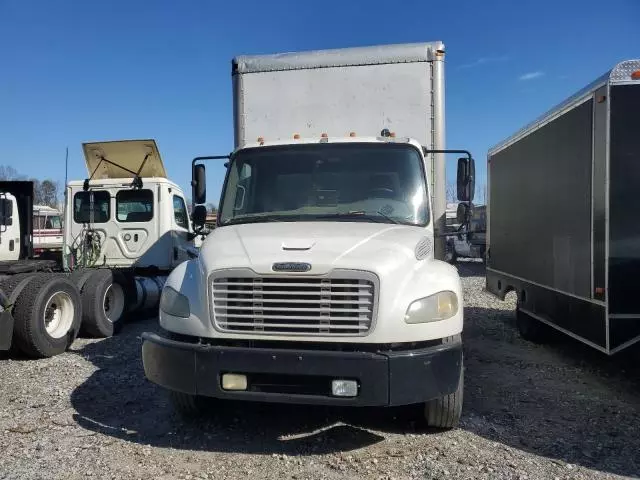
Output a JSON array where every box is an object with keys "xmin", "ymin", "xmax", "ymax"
[{"xmin": 141, "ymin": 332, "xmax": 462, "ymax": 407}]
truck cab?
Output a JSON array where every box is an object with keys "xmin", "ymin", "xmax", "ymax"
[
  {"xmin": 64, "ymin": 139, "xmax": 195, "ymax": 271},
  {"xmin": 0, "ymin": 192, "xmax": 21, "ymax": 262}
]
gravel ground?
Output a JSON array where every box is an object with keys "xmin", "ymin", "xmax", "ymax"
[{"xmin": 1, "ymin": 261, "xmax": 639, "ymax": 480}]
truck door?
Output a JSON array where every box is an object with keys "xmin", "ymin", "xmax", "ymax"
[
  {"xmin": 171, "ymin": 194, "xmax": 192, "ymax": 267},
  {"xmin": 0, "ymin": 195, "xmax": 20, "ymax": 261}
]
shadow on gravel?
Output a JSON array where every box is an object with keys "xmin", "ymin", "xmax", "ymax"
[
  {"xmin": 69, "ymin": 319, "xmax": 427, "ymax": 457},
  {"xmin": 463, "ymin": 304, "xmax": 640, "ymax": 478},
  {"xmin": 70, "ymin": 281, "xmax": 640, "ymax": 476}
]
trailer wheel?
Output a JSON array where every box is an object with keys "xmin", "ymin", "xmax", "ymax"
[
  {"xmin": 81, "ymin": 270, "xmax": 127, "ymax": 338},
  {"xmin": 422, "ymin": 334, "xmax": 463, "ymax": 429},
  {"xmin": 12, "ymin": 274, "xmax": 82, "ymax": 358},
  {"xmin": 515, "ymin": 306, "xmax": 552, "ymax": 344},
  {"xmin": 169, "ymin": 391, "xmax": 209, "ymax": 418}
]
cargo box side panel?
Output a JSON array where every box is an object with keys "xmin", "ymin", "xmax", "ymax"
[
  {"xmin": 608, "ymin": 83, "xmax": 640, "ymax": 349},
  {"xmin": 488, "ymin": 99, "xmax": 594, "ymax": 299},
  {"xmin": 235, "ymin": 62, "xmax": 432, "ymax": 148}
]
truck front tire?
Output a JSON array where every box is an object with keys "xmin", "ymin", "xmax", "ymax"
[
  {"xmin": 422, "ymin": 334, "xmax": 463, "ymax": 429},
  {"xmin": 169, "ymin": 391, "xmax": 209, "ymax": 418}
]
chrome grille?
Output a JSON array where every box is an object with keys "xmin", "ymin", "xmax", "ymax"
[{"xmin": 211, "ymin": 274, "xmax": 376, "ymax": 336}]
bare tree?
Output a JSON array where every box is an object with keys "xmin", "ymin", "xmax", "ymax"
[
  {"xmin": 40, "ymin": 180, "xmax": 59, "ymax": 207},
  {"xmin": 29, "ymin": 178, "xmax": 43, "ymax": 204},
  {"xmin": 477, "ymin": 184, "xmax": 488, "ymax": 205},
  {"xmin": 446, "ymin": 182, "xmax": 457, "ymax": 203},
  {"xmin": 0, "ymin": 165, "xmax": 24, "ymax": 181}
]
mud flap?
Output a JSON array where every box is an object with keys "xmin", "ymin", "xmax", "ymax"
[{"xmin": 0, "ymin": 310, "xmax": 14, "ymax": 351}]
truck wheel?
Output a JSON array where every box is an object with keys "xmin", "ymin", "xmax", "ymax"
[
  {"xmin": 12, "ymin": 274, "xmax": 82, "ymax": 358},
  {"xmin": 81, "ymin": 270, "xmax": 127, "ymax": 338},
  {"xmin": 516, "ymin": 306, "xmax": 551, "ymax": 344},
  {"xmin": 422, "ymin": 334, "xmax": 463, "ymax": 429},
  {"xmin": 169, "ymin": 391, "xmax": 209, "ymax": 417},
  {"xmin": 444, "ymin": 242, "xmax": 457, "ymax": 264},
  {"xmin": 69, "ymin": 269, "xmax": 95, "ymax": 292}
]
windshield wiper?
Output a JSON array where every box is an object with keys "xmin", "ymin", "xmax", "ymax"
[
  {"xmin": 223, "ymin": 215, "xmax": 289, "ymax": 226},
  {"xmin": 375, "ymin": 209, "xmax": 416, "ymax": 226},
  {"xmin": 314, "ymin": 211, "xmax": 384, "ymax": 223},
  {"xmin": 315, "ymin": 210, "xmax": 414, "ymax": 225}
]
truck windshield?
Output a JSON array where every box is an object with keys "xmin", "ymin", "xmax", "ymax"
[{"xmin": 219, "ymin": 143, "xmax": 429, "ymax": 227}]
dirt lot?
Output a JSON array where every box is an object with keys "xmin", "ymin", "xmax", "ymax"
[{"xmin": 1, "ymin": 262, "xmax": 639, "ymax": 480}]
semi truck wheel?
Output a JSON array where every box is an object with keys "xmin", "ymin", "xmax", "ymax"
[
  {"xmin": 81, "ymin": 270, "xmax": 127, "ymax": 338},
  {"xmin": 12, "ymin": 274, "xmax": 82, "ymax": 358},
  {"xmin": 515, "ymin": 306, "xmax": 552, "ymax": 344},
  {"xmin": 69, "ymin": 269, "xmax": 95, "ymax": 293}
]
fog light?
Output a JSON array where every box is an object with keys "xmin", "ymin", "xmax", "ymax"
[
  {"xmin": 221, "ymin": 373, "xmax": 247, "ymax": 391},
  {"xmin": 332, "ymin": 379, "xmax": 358, "ymax": 397}
]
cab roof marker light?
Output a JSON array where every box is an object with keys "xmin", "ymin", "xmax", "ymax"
[
  {"xmin": 349, "ymin": 132, "xmax": 356, "ymax": 137},
  {"xmin": 321, "ymin": 133, "xmax": 328, "ymax": 138},
  {"xmin": 632, "ymin": 70, "xmax": 640, "ymax": 80},
  {"xmin": 293, "ymin": 133, "xmax": 300, "ymax": 139},
  {"xmin": 257, "ymin": 136, "xmax": 264, "ymax": 145}
]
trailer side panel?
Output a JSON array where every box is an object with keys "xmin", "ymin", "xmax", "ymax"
[
  {"xmin": 607, "ymin": 84, "xmax": 640, "ymax": 349},
  {"xmin": 488, "ymin": 99, "xmax": 594, "ymax": 298}
]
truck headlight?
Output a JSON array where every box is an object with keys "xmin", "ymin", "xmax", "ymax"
[
  {"xmin": 160, "ymin": 286, "xmax": 190, "ymax": 318},
  {"xmin": 404, "ymin": 291, "xmax": 458, "ymax": 324}
]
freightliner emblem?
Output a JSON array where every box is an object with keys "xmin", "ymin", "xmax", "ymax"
[{"xmin": 272, "ymin": 262, "xmax": 312, "ymax": 273}]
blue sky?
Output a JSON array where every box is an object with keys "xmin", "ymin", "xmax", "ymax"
[{"xmin": 1, "ymin": 0, "xmax": 639, "ymax": 205}]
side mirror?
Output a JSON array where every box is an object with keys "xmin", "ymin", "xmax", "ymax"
[
  {"xmin": 456, "ymin": 202, "xmax": 472, "ymax": 225},
  {"xmin": 191, "ymin": 204, "xmax": 207, "ymax": 229},
  {"xmin": 192, "ymin": 164, "xmax": 206, "ymax": 205},
  {"xmin": 456, "ymin": 157, "xmax": 475, "ymax": 202}
]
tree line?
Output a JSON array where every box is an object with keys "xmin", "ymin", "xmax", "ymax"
[{"xmin": 0, "ymin": 165, "xmax": 60, "ymax": 208}]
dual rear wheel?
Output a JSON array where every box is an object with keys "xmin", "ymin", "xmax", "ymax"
[{"xmin": 1, "ymin": 269, "xmax": 134, "ymax": 358}]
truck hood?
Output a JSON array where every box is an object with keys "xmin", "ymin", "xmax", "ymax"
[
  {"xmin": 82, "ymin": 139, "xmax": 167, "ymax": 180},
  {"xmin": 199, "ymin": 221, "xmax": 432, "ymax": 276}
]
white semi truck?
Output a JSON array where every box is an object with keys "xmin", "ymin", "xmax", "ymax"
[
  {"xmin": 0, "ymin": 139, "xmax": 201, "ymax": 357},
  {"xmin": 142, "ymin": 42, "xmax": 475, "ymax": 428}
]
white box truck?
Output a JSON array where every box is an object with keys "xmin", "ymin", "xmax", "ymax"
[{"xmin": 142, "ymin": 42, "xmax": 475, "ymax": 428}]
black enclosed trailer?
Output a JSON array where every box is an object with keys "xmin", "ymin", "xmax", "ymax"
[{"xmin": 486, "ymin": 59, "xmax": 640, "ymax": 355}]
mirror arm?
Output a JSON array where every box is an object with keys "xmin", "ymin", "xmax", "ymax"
[{"xmin": 422, "ymin": 149, "xmax": 472, "ymax": 160}]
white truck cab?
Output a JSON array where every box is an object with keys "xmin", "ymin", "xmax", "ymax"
[
  {"xmin": 64, "ymin": 139, "xmax": 195, "ymax": 271},
  {"xmin": 142, "ymin": 42, "xmax": 475, "ymax": 428}
]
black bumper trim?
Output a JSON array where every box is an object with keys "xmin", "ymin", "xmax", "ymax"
[{"xmin": 141, "ymin": 332, "xmax": 462, "ymax": 407}]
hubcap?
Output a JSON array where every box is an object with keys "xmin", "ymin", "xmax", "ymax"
[
  {"xmin": 44, "ymin": 291, "xmax": 75, "ymax": 339},
  {"xmin": 103, "ymin": 283, "xmax": 125, "ymax": 323}
]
